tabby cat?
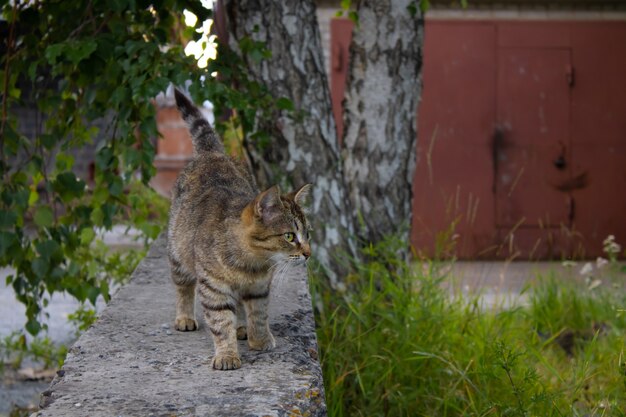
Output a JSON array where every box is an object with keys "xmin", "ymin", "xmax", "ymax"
[{"xmin": 167, "ymin": 88, "xmax": 312, "ymax": 370}]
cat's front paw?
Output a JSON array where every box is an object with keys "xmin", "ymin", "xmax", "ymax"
[
  {"xmin": 248, "ymin": 332, "xmax": 276, "ymax": 351},
  {"xmin": 174, "ymin": 316, "xmax": 198, "ymax": 331},
  {"xmin": 212, "ymin": 352, "xmax": 241, "ymax": 370}
]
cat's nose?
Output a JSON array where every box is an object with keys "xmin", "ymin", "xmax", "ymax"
[{"xmin": 302, "ymin": 247, "xmax": 311, "ymax": 259}]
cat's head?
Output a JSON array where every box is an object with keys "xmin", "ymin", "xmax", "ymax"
[{"xmin": 244, "ymin": 184, "xmax": 312, "ymax": 264}]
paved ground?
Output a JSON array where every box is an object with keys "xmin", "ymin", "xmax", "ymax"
[
  {"xmin": 37, "ymin": 236, "xmax": 325, "ymax": 416},
  {"xmin": 446, "ymin": 261, "xmax": 584, "ymax": 309},
  {"xmin": 451, "ymin": 261, "xmax": 578, "ymax": 290}
]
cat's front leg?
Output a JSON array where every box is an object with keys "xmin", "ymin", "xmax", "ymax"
[
  {"xmin": 198, "ymin": 280, "xmax": 241, "ymax": 370},
  {"xmin": 243, "ymin": 289, "xmax": 275, "ymax": 351}
]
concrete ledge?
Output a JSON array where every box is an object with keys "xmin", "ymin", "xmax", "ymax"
[{"xmin": 37, "ymin": 235, "xmax": 327, "ymax": 416}]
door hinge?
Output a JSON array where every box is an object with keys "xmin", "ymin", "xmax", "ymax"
[{"xmin": 566, "ymin": 65, "xmax": 575, "ymax": 87}]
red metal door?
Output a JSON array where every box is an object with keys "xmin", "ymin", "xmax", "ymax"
[
  {"xmin": 495, "ymin": 48, "xmax": 572, "ymax": 230},
  {"xmin": 329, "ymin": 19, "xmax": 626, "ymax": 259}
]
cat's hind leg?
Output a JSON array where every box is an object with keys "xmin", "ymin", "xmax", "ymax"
[
  {"xmin": 170, "ymin": 258, "xmax": 198, "ymax": 331},
  {"xmin": 236, "ymin": 301, "xmax": 248, "ymax": 340}
]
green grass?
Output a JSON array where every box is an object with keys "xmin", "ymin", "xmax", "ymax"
[{"xmin": 311, "ymin": 239, "xmax": 626, "ymax": 416}]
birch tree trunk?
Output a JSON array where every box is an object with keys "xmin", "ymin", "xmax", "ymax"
[
  {"xmin": 223, "ymin": 0, "xmax": 356, "ymax": 284},
  {"xmin": 343, "ymin": 0, "xmax": 424, "ymax": 247},
  {"xmin": 222, "ymin": 0, "xmax": 424, "ymax": 279}
]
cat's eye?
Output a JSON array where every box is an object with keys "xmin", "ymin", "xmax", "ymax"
[{"xmin": 284, "ymin": 232, "xmax": 295, "ymax": 242}]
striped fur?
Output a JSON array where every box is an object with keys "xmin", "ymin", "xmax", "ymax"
[
  {"xmin": 174, "ymin": 88, "xmax": 225, "ymax": 154},
  {"xmin": 167, "ymin": 89, "xmax": 312, "ymax": 370}
]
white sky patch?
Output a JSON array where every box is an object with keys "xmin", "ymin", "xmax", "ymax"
[
  {"xmin": 183, "ymin": 9, "xmax": 198, "ymax": 27},
  {"xmin": 183, "ymin": 4, "xmax": 217, "ymax": 70}
]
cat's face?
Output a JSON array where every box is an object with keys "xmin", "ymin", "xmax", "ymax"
[{"xmin": 246, "ymin": 184, "xmax": 312, "ymax": 264}]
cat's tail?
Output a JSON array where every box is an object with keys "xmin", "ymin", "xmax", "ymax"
[{"xmin": 174, "ymin": 88, "xmax": 224, "ymax": 154}]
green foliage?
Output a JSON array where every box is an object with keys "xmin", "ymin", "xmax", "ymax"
[
  {"xmin": 0, "ymin": 0, "xmax": 216, "ymax": 343},
  {"xmin": 312, "ymin": 238, "xmax": 626, "ymax": 416},
  {"xmin": 67, "ymin": 303, "xmax": 98, "ymax": 336},
  {"xmin": 0, "ymin": 0, "xmax": 291, "ymax": 357},
  {"xmin": 334, "ymin": 0, "xmax": 359, "ymax": 24},
  {"xmin": 0, "ymin": 332, "xmax": 67, "ymax": 370},
  {"xmin": 200, "ymin": 39, "xmax": 287, "ymax": 152}
]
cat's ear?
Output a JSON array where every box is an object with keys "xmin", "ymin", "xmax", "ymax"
[
  {"xmin": 254, "ymin": 185, "xmax": 283, "ymax": 223},
  {"xmin": 289, "ymin": 184, "xmax": 312, "ymax": 209}
]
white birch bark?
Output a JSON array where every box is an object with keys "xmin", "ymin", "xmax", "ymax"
[{"xmin": 342, "ymin": 0, "xmax": 424, "ymax": 247}]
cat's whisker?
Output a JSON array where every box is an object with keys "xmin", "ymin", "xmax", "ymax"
[{"xmin": 272, "ymin": 260, "xmax": 292, "ymax": 291}]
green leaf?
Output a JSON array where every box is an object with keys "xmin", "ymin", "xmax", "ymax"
[
  {"xmin": 100, "ymin": 280, "xmax": 111, "ymax": 302},
  {"xmin": 0, "ymin": 210, "xmax": 17, "ymax": 230},
  {"xmin": 34, "ymin": 207, "xmax": 54, "ymax": 228},
  {"xmin": 90, "ymin": 207, "xmax": 104, "ymax": 226},
  {"xmin": 13, "ymin": 189, "xmax": 30, "ymax": 209},
  {"xmin": 276, "ymin": 97, "xmax": 294, "ymax": 111},
  {"xmin": 95, "ymin": 147, "xmax": 115, "ymax": 170},
  {"xmin": 35, "ymin": 239, "xmax": 62, "ymax": 262},
  {"xmin": 87, "ymin": 286, "xmax": 101, "ymax": 306},
  {"xmin": 249, "ymin": 48, "xmax": 264, "ymax": 63},
  {"xmin": 109, "ymin": 177, "xmax": 124, "ymax": 197},
  {"xmin": 348, "ymin": 11, "xmax": 359, "ymax": 24},
  {"xmin": 46, "ymin": 40, "xmax": 98, "ymax": 66},
  {"xmin": 12, "ymin": 172, "xmax": 28, "ymax": 185},
  {"xmin": 0, "ymin": 231, "xmax": 16, "ymax": 259},
  {"xmin": 28, "ymin": 189, "xmax": 39, "ymax": 207},
  {"xmin": 32, "ymin": 257, "xmax": 50, "ymax": 278},
  {"xmin": 26, "ymin": 318, "xmax": 42, "ymax": 336},
  {"xmin": 92, "ymin": 187, "xmax": 109, "ymax": 205},
  {"xmin": 39, "ymin": 134, "xmax": 58, "ymax": 150},
  {"xmin": 45, "ymin": 43, "xmax": 64, "ymax": 64},
  {"xmin": 107, "ymin": 0, "xmax": 128, "ymax": 14},
  {"xmin": 53, "ymin": 172, "xmax": 86, "ymax": 202},
  {"xmin": 28, "ymin": 62, "xmax": 38, "ymax": 81},
  {"xmin": 101, "ymin": 204, "xmax": 117, "ymax": 229},
  {"xmin": 55, "ymin": 153, "xmax": 75, "ymax": 171},
  {"xmin": 80, "ymin": 228, "xmax": 95, "ymax": 245},
  {"xmin": 65, "ymin": 40, "xmax": 98, "ymax": 65}
]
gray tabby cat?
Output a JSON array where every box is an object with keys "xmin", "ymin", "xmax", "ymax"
[{"xmin": 167, "ymin": 88, "xmax": 312, "ymax": 370}]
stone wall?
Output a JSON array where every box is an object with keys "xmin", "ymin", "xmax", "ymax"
[{"xmin": 37, "ymin": 235, "xmax": 327, "ymax": 416}]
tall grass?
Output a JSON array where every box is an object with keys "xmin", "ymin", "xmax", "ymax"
[{"xmin": 311, "ymin": 238, "xmax": 626, "ymax": 416}]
